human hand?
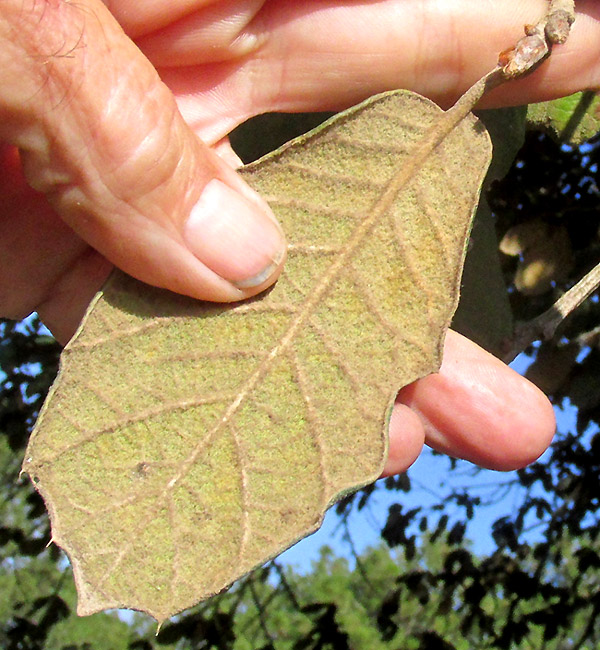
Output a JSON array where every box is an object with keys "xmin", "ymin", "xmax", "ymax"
[{"xmin": 3, "ymin": 0, "xmax": 598, "ymax": 474}]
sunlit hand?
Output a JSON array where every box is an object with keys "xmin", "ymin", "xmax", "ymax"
[{"xmin": 3, "ymin": 0, "xmax": 597, "ymax": 474}]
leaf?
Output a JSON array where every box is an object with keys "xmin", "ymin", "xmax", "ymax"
[
  {"xmin": 453, "ymin": 107, "xmax": 526, "ymax": 356},
  {"xmin": 452, "ymin": 200, "xmax": 514, "ymax": 353},
  {"xmin": 526, "ymin": 91, "xmax": 600, "ymax": 144},
  {"xmin": 23, "ymin": 89, "xmax": 491, "ymax": 622},
  {"xmin": 476, "ymin": 107, "xmax": 527, "ymax": 182}
]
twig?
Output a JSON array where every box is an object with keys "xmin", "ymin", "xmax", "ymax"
[
  {"xmin": 497, "ymin": 0, "xmax": 575, "ymax": 78},
  {"xmin": 546, "ymin": 0, "xmax": 576, "ymax": 44},
  {"xmin": 574, "ymin": 324, "xmax": 600, "ymax": 348},
  {"xmin": 396, "ymin": 3, "xmax": 576, "ymax": 262},
  {"xmin": 502, "ymin": 261, "xmax": 600, "ymax": 363}
]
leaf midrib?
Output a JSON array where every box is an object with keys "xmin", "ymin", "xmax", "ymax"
[{"xmin": 164, "ymin": 90, "xmax": 482, "ymax": 495}]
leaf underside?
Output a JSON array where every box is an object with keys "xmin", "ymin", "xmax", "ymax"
[{"xmin": 23, "ymin": 90, "xmax": 491, "ymax": 623}]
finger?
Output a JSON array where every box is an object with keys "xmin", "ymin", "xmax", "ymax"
[
  {"xmin": 388, "ymin": 329, "xmax": 556, "ymax": 474},
  {"xmin": 132, "ymin": 0, "xmax": 268, "ymax": 63},
  {"xmin": 102, "ymin": 0, "xmax": 233, "ymax": 38},
  {"xmin": 211, "ymin": 136, "xmax": 245, "ymax": 168},
  {"xmin": 0, "ymin": 0, "xmax": 286, "ymax": 330},
  {"xmin": 249, "ymin": 0, "xmax": 600, "ymax": 110},
  {"xmin": 0, "ymin": 143, "xmax": 108, "ymax": 338},
  {"xmin": 139, "ymin": 0, "xmax": 600, "ymax": 143},
  {"xmin": 381, "ymin": 404, "xmax": 425, "ymax": 477},
  {"xmin": 0, "ymin": 138, "xmax": 248, "ymax": 342}
]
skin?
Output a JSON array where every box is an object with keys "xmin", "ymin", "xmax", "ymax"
[{"xmin": 2, "ymin": 0, "xmax": 595, "ymax": 475}]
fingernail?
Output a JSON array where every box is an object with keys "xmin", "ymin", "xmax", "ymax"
[{"xmin": 184, "ymin": 179, "xmax": 285, "ymax": 289}]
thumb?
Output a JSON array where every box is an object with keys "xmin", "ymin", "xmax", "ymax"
[{"xmin": 0, "ymin": 0, "xmax": 286, "ymax": 304}]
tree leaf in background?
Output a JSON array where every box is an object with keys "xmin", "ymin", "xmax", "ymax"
[
  {"xmin": 453, "ymin": 107, "xmax": 527, "ymax": 356},
  {"xmin": 527, "ymin": 91, "xmax": 600, "ymax": 144},
  {"xmin": 452, "ymin": 200, "xmax": 514, "ymax": 354},
  {"xmin": 22, "ymin": 89, "xmax": 491, "ymax": 622}
]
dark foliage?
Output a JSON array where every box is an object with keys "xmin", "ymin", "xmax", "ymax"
[{"xmin": 0, "ymin": 318, "xmax": 60, "ymax": 455}]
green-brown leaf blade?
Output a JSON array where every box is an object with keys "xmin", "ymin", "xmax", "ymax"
[{"xmin": 23, "ymin": 89, "xmax": 492, "ymax": 622}]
